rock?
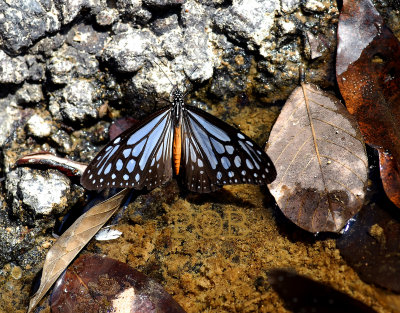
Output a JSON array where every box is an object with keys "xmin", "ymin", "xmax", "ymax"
[
  {"xmin": 0, "ymin": 207, "xmax": 38, "ymax": 267},
  {"xmin": 51, "ymin": 130, "xmax": 73, "ymax": 154},
  {"xmin": 302, "ymin": 0, "xmax": 330, "ymax": 13},
  {"xmin": 0, "ymin": 51, "xmax": 45, "ymax": 84},
  {"xmin": 181, "ymin": 0, "xmax": 218, "ymax": 82},
  {"xmin": 151, "ymin": 14, "xmax": 184, "ymax": 58},
  {"xmin": 26, "ymin": 114, "xmax": 52, "ymax": 138},
  {"xmin": 214, "ymin": 0, "xmax": 279, "ymax": 50},
  {"xmin": 66, "ymin": 23, "xmax": 109, "ymax": 55},
  {"xmin": 96, "ymin": 8, "xmax": 119, "ymax": 26},
  {"xmin": 281, "ymin": 0, "xmax": 300, "ymax": 13},
  {"xmin": 49, "ymin": 78, "xmax": 100, "ymax": 124},
  {"xmin": 56, "ymin": 0, "xmax": 104, "ymax": 24},
  {"xmin": 6, "ymin": 168, "xmax": 72, "ymax": 217},
  {"xmin": 47, "ymin": 46, "xmax": 99, "ymax": 84},
  {"xmin": 102, "ymin": 24, "xmax": 157, "ymax": 73},
  {"xmin": 15, "ymin": 83, "xmax": 44, "ymax": 105},
  {"xmin": 0, "ymin": 95, "xmax": 22, "ymax": 148},
  {"xmin": 0, "ymin": 0, "xmax": 60, "ymax": 54}
]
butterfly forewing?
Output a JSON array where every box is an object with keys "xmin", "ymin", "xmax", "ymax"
[
  {"xmin": 181, "ymin": 105, "xmax": 277, "ymax": 193},
  {"xmin": 81, "ymin": 107, "xmax": 174, "ymax": 190}
]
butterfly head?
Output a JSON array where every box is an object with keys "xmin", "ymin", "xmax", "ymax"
[{"xmin": 171, "ymin": 87, "xmax": 185, "ymax": 103}]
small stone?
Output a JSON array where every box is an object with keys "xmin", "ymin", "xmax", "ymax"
[
  {"xmin": 51, "ymin": 129, "xmax": 73, "ymax": 154},
  {"xmin": 15, "ymin": 83, "xmax": 44, "ymax": 105},
  {"xmin": 27, "ymin": 114, "xmax": 52, "ymax": 138},
  {"xmin": 6, "ymin": 168, "xmax": 71, "ymax": 216},
  {"xmin": 0, "ymin": 95, "xmax": 22, "ymax": 148},
  {"xmin": 11, "ymin": 265, "xmax": 22, "ymax": 280},
  {"xmin": 96, "ymin": 8, "xmax": 119, "ymax": 26},
  {"xmin": 102, "ymin": 25, "xmax": 156, "ymax": 73},
  {"xmin": 302, "ymin": 0, "xmax": 329, "ymax": 13},
  {"xmin": 281, "ymin": 0, "xmax": 300, "ymax": 13},
  {"xmin": 47, "ymin": 46, "xmax": 99, "ymax": 84},
  {"xmin": 214, "ymin": 0, "xmax": 279, "ymax": 50},
  {"xmin": 49, "ymin": 78, "xmax": 99, "ymax": 124}
]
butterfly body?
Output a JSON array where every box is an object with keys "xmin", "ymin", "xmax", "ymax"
[{"xmin": 81, "ymin": 88, "xmax": 276, "ymax": 193}]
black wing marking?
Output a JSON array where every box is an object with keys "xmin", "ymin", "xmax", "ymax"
[
  {"xmin": 81, "ymin": 107, "xmax": 174, "ymax": 191},
  {"xmin": 181, "ymin": 105, "xmax": 277, "ymax": 193}
]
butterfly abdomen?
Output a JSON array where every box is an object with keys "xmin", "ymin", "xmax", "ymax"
[{"xmin": 173, "ymin": 125, "xmax": 182, "ymax": 175}]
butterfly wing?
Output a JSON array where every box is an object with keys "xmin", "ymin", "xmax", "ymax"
[
  {"xmin": 181, "ymin": 105, "xmax": 277, "ymax": 193},
  {"xmin": 81, "ymin": 107, "xmax": 174, "ymax": 191}
]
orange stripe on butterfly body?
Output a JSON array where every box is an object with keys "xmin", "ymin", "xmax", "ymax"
[{"xmin": 173, "ymin": 125, "xmax": 182, "ymax": 175}]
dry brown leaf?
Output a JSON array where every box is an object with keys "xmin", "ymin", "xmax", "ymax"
[
  {"xmin": 28, "ymin": 188, "xmax": 131, "ymax": 312},
  {"xmin": 266, "ymin": 83, "xmax": 368, "ymax": 233}
]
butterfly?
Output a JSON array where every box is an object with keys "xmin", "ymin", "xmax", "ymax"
[{"xmin": 81, "ymin": 88, "xmax": 276, "ymax": 193}]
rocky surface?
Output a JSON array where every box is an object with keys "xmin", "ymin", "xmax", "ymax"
[{"xmin": 0, "ymin": 0, "xmax": 399, "ymax": 312}]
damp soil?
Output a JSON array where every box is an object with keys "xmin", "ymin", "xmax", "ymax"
[{"xmin": 0, "ymin": 97, "xmax": 396, "ymax": 313}]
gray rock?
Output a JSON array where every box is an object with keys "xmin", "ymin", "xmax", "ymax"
[
  {"xmin": 116, "ymin": 0, "xmax": 142, "ymax": 16},
  {"xmin": 152, "ymin": 14, "xmax": 184, "ymax": 58},
  {"xmin": 131, "ymin": 57, "xmax": 186, "ymax": 99},
  {"xmin": 102, "ymin": 24, "xmax": 157, "ymax": 72},
  {"xmin": 0, "ymin": 206, "xmax": 38, "ymax": 266},
  {"xmin": 26, "ymin": 114, "xmax": 52, "ymax": 138},
  {"xmin": 55, "ymin": 0, "xmax": 105, "ymax": 24},
  {"xmin": 47, "ymin": 45, "xmax": 99, "ymax": 84},
  {"xmin": 0, "ymin": 0, "xmax": 60, "ymax": 54},
  {"xmin": 6, "ymin": 168, "xmax": 71, "ymax": 216},
  {"xmin": 49, "ymin": 78, "xmax": 100, "ymax": 124},
  {"xmin": 29, "ymin": 32, "xmax": 67, "ymax": 56},
  {"xmin": 0, "ymin": 50, "xmax": 28, "ymax": 84},
  {"xmin": 96, "ymin": 7, "xmax": 119, "ymax": 26},
  {"xmin": 115, "ymin": 0, "xmax": 152, "ymax": 23},
  {"xmin": 51, "ymin": 129, "xmax": 73, "ymax": 153},
  {"xmin": 281, "ymin": 0, "xmax": 300, "ymax": 13},
  {"xmin": 181, "ymin": 0, "xmax": 218, "ymax": 82},
  {"xmin": 0, "ymin": 95, "xmax": 22, "ymax": 148},
  {"xmin": 214, "ymin": 0, "xmax": 279, "ymax": 50},
  {"xmin": 15, "ymin": 83, "xmax": 44, "ymax": 105},
  {"xmin": 302, "ymin": 0, "xmax": 330, "ymax": 12},
  {"xmin": 66, "ymin": 23, "xmax": 109, "ymax": 55},
  {"xmin": 0, "ymin": 51, "xmax": 45, "ymax": 84}
]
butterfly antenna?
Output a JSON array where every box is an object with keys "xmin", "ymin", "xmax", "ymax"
[{"xmin": 151, "ymin": 58, "xmax": 175, "ymax": 88}]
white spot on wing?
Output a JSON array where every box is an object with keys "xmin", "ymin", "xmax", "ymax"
[
  {"xmin": 127, "ymin": 159, "xmax": 136, "ymax": 173},
  {"xmin": 116, "ymin": 159, "xmax": 123, "ymax": 171},
  {"xmin": 221, "ymin": 156, "xmax": 231, "ymax": 169},
  {"xmin": 246, "ymin": 159, "xmax": 254, "ymax": 169}
]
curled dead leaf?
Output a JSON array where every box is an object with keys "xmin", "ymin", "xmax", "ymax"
[
  {"xmin": 28, "ymin": 188, "xmax": 131, "ymax": 312},
  {"xmin": 266, "ymin": 83, "xmax": 368, "ymax": 233},
  {"xmin": 50, "ymin": 254, "xmax": 186, "ymax": 313},
  {"xmin": 336, "ymin": 0, "xmax": 400, "ymax": 208}
]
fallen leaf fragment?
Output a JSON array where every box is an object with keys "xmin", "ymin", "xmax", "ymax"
[
  {"xmin": 28, "ymin": 188, "xmax": 131, "ymax": 312},
  {"xmin": 378, "ymin": 149, "xmax": 400, "ymax": 207},
  {"xmin": 50, "ymin": 254, "xmax": 187, "ymax": 313},
  {"xmin": 336, "ymin": 0, "xmax": 400, "ymax": 207},
  {"xmin": 17, "ymin": 152, "xmax": 87, "ymax": 178},
  {"xmin": 266, "ymin": 83, "xmax": 368, "ymax": 233}
]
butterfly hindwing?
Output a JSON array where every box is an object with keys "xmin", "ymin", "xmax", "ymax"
[
  {"xmin": 181, "ymin": 105, "xmax": 277, "ymax": 193},
  {"xmin": 81, "ymin": 107, "xmax": 174, "ymax": 190}
]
